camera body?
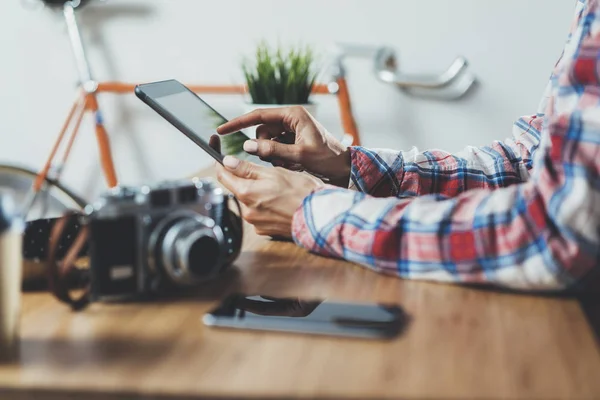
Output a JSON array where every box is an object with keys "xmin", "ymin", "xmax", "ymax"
[{"xmin": 85, "ymin": 178, "xmax": 242, "ymax": 302}]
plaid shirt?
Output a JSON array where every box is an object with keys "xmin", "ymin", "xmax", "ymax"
[{"xmin": 292, "ymin": 0, "xmax": 600, "ymax": 292}]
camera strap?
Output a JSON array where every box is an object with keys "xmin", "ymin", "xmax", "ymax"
[
  {"xmin": 23, "ymin": 213, "xmax": 91, "ymax": 311},
  {"xmin": 227, "ymin": 193, "xmax": 244, "ymax": 258},
  {"xmin": 45, "ymin": 210, "xmax": 91, "ymax": 311},
  {"xmin": 24, "ymin": 214, "xmax": 89, "ymax": 261}
]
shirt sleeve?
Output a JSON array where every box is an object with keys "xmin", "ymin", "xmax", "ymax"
[
  {"xmin": 292, "ymin": 0, "xmax": 599, "ymax": 292},
  {"xmin": 348, "ymin": 115, "xmax": 542, "ymax": 199},
  {"xmin": 348, "ymin": 0, "xmax": 589, "ymax": 200}
]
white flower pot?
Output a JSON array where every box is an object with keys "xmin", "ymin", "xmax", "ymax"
[{"xmin": 240, "ymin": 103, "xmax": 317, "ymax": 138}]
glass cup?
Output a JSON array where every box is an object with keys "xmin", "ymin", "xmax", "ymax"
[{"xmin": 0, "ymin": 190, "xmax": 24, "ymax": 362}]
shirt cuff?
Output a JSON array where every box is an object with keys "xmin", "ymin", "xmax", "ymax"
[
  {"xmin": 291, "ymin": 184, "xmax": 340, "ymax": 252},
  {"xmin": 348, "ymin": 146, "xmax": 398, "ymax": 194}
]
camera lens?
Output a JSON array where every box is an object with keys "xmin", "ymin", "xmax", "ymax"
[
  {"xmin": 148, "ymin": 212, "xmax": 225, "ymax": 286},
  {"xmin": 188, "ymin": 236, "xmax": 220, "ymax": 276}
]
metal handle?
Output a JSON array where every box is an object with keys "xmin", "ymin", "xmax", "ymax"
[
  {"xmin": 332, "ymin": 43, "xmax": 476, "ymax": 100},
  {"xmin": 400, "ymin": 70, "xmax": 476, "ymax": 100},
  {"xmin": 375, "ymin": 47, "xmax": 468, "ymax": 89}
]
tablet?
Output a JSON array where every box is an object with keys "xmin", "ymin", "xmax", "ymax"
[{"xmin": 135, "ymin": 79, "xmax": 271, "ymax": 167}]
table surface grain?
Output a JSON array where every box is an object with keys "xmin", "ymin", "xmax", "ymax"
[{"xmin": 1, "ymin": 177, "xmax": 599, "ymax": 400}]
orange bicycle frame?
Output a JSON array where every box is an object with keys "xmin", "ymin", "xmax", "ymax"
[
  {"xmin": 33, "ymin": 79, "xmax": 360, "ymax": 194},
  {"xmin": 29, "ymin": 1, "xmax": 361, "ymax": 212}
]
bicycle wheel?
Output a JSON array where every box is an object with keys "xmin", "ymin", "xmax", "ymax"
[{"xmin": 0, "ymin": 164, "xmax": 87, "ymax": 221}]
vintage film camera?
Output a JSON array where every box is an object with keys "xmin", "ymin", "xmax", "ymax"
[{"xmin": 85, "ymin": 178, "xmax": 242, "ymax": 302}]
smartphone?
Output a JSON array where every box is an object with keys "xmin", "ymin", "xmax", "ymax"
[
  {"xmin": 134, "ymin": 79, "xmax": 271, "ymax": 167},
  {"xmin": 202, "ymin": 293, "xmax": 408, "ymax": 340}
]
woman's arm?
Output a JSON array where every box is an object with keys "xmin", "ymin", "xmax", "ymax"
[
  {"xmin": 292, "ymin": 0, "xmax": 600, "ymax": 292},
  {"xmin": 349, "ymin": 114, "xmax": 542, "ymax": 199}
]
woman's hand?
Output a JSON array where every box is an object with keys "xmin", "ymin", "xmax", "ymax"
[
  {"xmin": 215, "ymin": 155, "xmax": 324, "ymax": 238},
  {"xmin": 216, "ymin": 106, "xmax": 352, "ymax": 187}
]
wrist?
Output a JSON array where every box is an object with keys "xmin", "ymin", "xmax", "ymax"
[
  {"xmin": 328, "ymin": 148, "xmax": 352, "ymax": 188},
  {"xmin": 291, "ymin": 183, "xmax": 336, "ymax": 247}
]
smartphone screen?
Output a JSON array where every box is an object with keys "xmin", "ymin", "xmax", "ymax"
[
  {"xmin": 135, "ymin": 79, "xmax": 271, "ymax": 167},
  {"xmin": 203, "ymin": 293, "xmax": 408, "ymax": 340}
]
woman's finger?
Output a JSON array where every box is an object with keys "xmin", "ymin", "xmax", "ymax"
[
  {"xmin": 215, "ymin": 162, "xmax": 251, "ymax": 201},
  {"xmin": 208, "ymin": 134, "xmax": 221, "ymax": 154},
  {"xmin": 217, "ymin": 108, "xmax": 287, "ymax": 134},
  {"xmin": 217, "ymin": 106, "xmax": 308, "ymax": 135},
  {"xmin": 222, "ymin": 156, "xmax": 262, "ymax": 179},
  {"xmin": 244, "ymin": 139, "xmax": 303, "ymax": 163}
]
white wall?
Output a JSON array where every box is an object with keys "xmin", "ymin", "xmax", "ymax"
[{"xmin": 0, "ymin": 0, "xmax": 575, "ymax": 201}]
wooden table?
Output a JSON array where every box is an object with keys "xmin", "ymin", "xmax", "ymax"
[{"xmin": 1, "ymin": 185, "xmax": 600, "ymax": 399}]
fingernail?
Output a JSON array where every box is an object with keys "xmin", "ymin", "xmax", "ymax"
[
  {"xmin": 243, "ymin": 140, "xmax": 258, "ymax": 153},
  {"xmin": 223, "ymin": 156, "xmax": 240, "ymax": 169}
]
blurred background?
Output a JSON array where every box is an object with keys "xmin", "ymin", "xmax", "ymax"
[{"xmin": 0, "ymin": 0, "xmax": 574, "ymax": 201}]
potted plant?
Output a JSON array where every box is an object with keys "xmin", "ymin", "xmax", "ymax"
[{"xmin": 241, "ymin": 41, "xmax": 319, "ymax": 127}]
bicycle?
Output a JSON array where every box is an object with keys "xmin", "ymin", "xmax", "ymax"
[{"xmin": 9, "ymin": 0, "xmax": 475, "ymax": 221}]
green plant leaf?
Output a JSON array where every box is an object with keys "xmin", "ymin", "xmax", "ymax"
[{"xmin": 242, "ymin": 41, "xmax": 317, "ymax": 104}]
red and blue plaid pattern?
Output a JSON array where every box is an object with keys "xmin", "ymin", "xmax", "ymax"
[{"xmin": 292, "ymin": 0, "xmax": 600, "ymax": 292}]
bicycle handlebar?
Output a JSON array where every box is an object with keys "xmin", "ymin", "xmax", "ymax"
[{"xmin": 332, "ymin": 43, "xmax": 475, "ymax": 99}]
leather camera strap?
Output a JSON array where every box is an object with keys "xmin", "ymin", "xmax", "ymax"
[
  {"xmin": 23, "ymin": 214, "xmax": 89, "ymax": 261},
  {"xmin": 45, "ymin": 211, "xmax": 91, "ymax": 311}
]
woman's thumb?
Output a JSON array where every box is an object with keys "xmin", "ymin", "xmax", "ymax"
[{"xmin": 243, "ymin": 139, "xmax": 303, "ymax": 163}]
